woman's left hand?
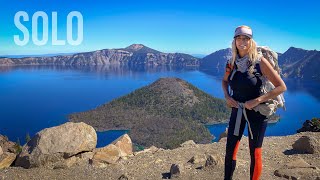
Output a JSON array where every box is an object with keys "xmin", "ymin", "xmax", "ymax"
[{"xmin": 244, "ymin": 98, "xmax": 261, "ymax": 110}]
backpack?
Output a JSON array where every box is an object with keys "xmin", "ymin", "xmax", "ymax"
[
  {"xmin": 227, "ymin": 46, "xmax": 286, "ymax": 118},
  {"xmin": 256, "ymin": 46, "xmax": 286, "ymax": 111}
]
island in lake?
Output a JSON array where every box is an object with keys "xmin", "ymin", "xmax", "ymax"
[{"xmin": 69, "ymin": 77, "xmax": 230, "ymax": 149}]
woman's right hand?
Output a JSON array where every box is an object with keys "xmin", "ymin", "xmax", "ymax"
[{"xmin": 225, "ymin": 95, "xmax": 239, "ymax": 108}]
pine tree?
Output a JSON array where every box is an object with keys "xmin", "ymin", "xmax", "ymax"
[
  {"xmin": 26, "ymin": 132, "xmax": 31, "ymax": 143},
  {"xmin": 15, "ymin": 137, "xmax": 22, "ymax": 153}
]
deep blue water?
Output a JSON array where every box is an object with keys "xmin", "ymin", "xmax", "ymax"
[{"xmin": 0, "ymin": 65, "xmax": 319, "ymax": 147}]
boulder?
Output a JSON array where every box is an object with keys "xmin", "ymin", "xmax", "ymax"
[
  {"xmin": 0, "ymin": 152, "xmax": 16, "ymax": 169},
  {"xmin": 292, "ymin": 136, "xmax": 320, "ymax": 154},
  {"xmin": 274, "ymin": 158, "xmax": 320, "ymax": 179},
  {"xmin": 0, "ymin": 146, "xmax": 3, "ymax": 156},
  {"xmin": 15, "ymin": 122, "xmax": 97, "ymax": 168},
  {"xmin": 91, "ymin": 144, "xmax": 121, "ymax": 166},
  {"xmin": 111, "ymin": 134, "xmax": 133, "ymax": 157}
]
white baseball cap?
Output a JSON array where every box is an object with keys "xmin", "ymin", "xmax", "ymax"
[{"xmin": 234, "ymin": 25, "xmax": 253, "ymax": 38}]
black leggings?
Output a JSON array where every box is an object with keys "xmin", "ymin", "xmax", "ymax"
[{"xmin": 224, "ymin": 107, "xmax": 267, "ymax": 180}]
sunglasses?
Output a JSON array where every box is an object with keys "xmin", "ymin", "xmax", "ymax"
[{"xmin": 235, "ymin": 36, "xmax": 250, "ymax": 41}]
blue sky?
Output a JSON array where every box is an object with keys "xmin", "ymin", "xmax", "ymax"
[{"xmin": 0, "ymin": 0, "xmax": 319, "ymax": 55}]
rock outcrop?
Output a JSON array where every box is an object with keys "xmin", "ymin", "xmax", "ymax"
[
  {"xmin": 297, "ymin": 118, "xmax": 320, "ymax": 132},
  {"xmin": 15, "ymin": 122, "xmax": 97, "ymax": 168}
]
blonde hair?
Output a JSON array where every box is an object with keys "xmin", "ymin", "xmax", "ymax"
[{"xmin": 230, "ymin": 38, "xmax": 259, "ymax": 74}]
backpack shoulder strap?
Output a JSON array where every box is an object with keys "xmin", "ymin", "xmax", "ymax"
[
  {"xmin": 229, "ymin": 63, "xmax": 237, "ymax": 80},
  {"xmin": 253, "ymin": 55, "xmax": 263, "ymax": 78},
  {"xmin": 225, "ymin": 58, "xmax": 235, "ymax": 75}
]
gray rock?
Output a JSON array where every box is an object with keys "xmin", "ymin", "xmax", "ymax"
[
  {"xmin": 170, "ymin": 163, "xmax": 184, "ymax": 179},
  {"xmin": 274, "ymin": 158, "xmax": 320, "ymax": 180},
  {"xmin": 15, "ymin": 122, "xmax": 97, "ymax": 168},
  {"xmin": 292, "ymin": 136, "xmax": 320, "ymax": 154}
]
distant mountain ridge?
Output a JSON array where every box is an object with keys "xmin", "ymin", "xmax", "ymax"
[
  {"xmin": 279, "ymin": 47, "xmax": 320, "ymax": 80},
  {"xmin": 2, "ymin": 52, "xmax": 77, "ymax": 58},
  {"xmin": 199, "ymin": 48, "xmax": 232, "ymax": 74},
  {"xmin": 200, "ymin": 46, "xmax": 320, "ymax": 81},
  {"xmin": 1, "ymin": 44, "xmax": 319, "ymax": 81},
  {"xmin": 0, "ymin": 44, "xmax": 199, "ymax": 67}
]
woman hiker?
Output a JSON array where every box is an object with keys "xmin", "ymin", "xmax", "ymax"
[{"xmin": 222, "ymin": 25, "xmax": 287, "ymax": 180}]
